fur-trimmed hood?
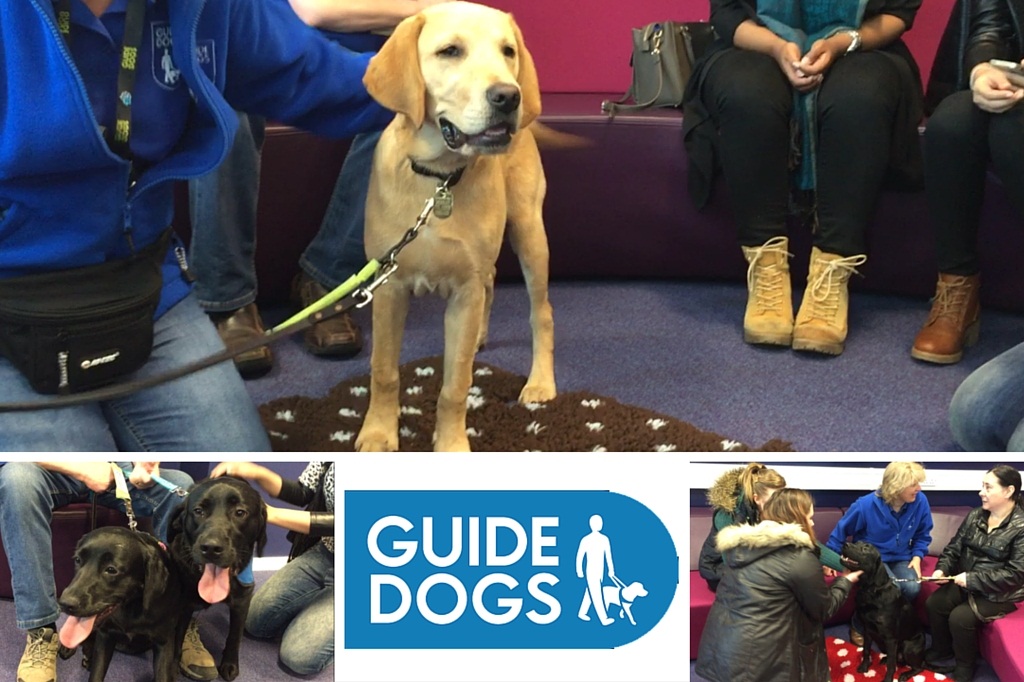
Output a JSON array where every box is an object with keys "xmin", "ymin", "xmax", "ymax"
[
  {"xmin": 717, "ymin": 521, "xmax": 815, "ymax": 570},
  {"xmin": 706, "ymin": 466, "xmax": 745, "ymax": 514}
]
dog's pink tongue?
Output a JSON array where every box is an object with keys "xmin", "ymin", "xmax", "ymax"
[
  {"xmin": 59, "ymin": 615, "xmax": 96, "ymax": 649},
  {"xmin": 198, "ymin": 564, "xmax": 231, "ymax": 603}
]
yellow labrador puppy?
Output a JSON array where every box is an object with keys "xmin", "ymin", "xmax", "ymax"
[{"xmin": 356, "ymin": 1, "xmax": 556, "ymax": 452}]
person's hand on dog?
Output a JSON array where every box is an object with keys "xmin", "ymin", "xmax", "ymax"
[
  {"xmin": 211, "ymin": 461, "xmax": 283, "ymax": 497},
  {"xmin": 128, "ymin": 461, "xmax": 160, "ymax": 489},
  {"xmin": 842, "ymin": 569, "xmax": 864, "ymax": 583},
  {"xmin": 211, "ymin": 461, "xmax": 270, "ymax": 482}
]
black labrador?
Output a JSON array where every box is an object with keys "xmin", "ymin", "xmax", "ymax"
[
  {"xmin": 58, "ymin": 526, "xmax": 188, "ymax": 682},
  {"xmin": 168, "ymin": 475, "xmax": 267, "ymax": 681},
  {"xmin": 840, "ymin": 540, "xmax": 927, "ymax": 682}
]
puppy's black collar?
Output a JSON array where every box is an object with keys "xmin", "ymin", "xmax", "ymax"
[{"xmin": 409, "ymin": 158, "xmax": 466, "ymax": 188}]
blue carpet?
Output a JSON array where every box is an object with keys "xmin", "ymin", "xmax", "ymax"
[
  {"xmin": 244, "ymin": 279, "xmax": 1024, "ymax": 451},
  {"xmin": 0, "ymin": 571, "xmax": 332, "ymax": 681}
]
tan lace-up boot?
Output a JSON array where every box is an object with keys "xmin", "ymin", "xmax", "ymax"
[
  {"xmin": 911, "ymin": 273, "xmax": 981, "ymax": 364},
  {"xmin": 17, "ymin": 627, "xmax": 59, "ymax": 682},
  {"xmin": 179, "ymin": 617, "xmax": 218, "ymax": 680},
  {"xmin": 740, "ymin": 236, "xmax": 794, "ymax": 346},
  {"xmin": 792, "ymin": 247, "xmax": 867, "ymax": 356}
]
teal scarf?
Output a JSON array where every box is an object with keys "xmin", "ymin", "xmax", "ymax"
[{"xmin": 757, "ymin": 0, "xmax": 869, "ymax": 189}]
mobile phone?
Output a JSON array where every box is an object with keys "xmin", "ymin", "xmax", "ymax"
[{"xmin": 989, "ymin": 59, "xmax": 1024, "ymax": 76}]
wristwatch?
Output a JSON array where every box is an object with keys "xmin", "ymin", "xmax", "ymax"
[{"xmin": 844, "ymin": 30, "xmax": 862, "ymax": 55}]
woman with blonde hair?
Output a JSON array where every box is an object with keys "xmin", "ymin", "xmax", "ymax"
[
  {"xmin": 699, "ymin": 463, "xmax": 843, "ymax": 591},
  {"xmin": 826, "ymin": 461, "xmax": 933, "ymax": 644},
  {"xmin": 696, "ymin": 489, "xmax": 862, "ymax": 681}
]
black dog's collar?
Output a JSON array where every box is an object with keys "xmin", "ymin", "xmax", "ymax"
[{"xmin": 409, "ymin": 159, "xmax": 466, "ymax": 188}]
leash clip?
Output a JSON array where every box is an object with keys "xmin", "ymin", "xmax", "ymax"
[{"xmin": 111, "ymin": 464, "xmax": 138, "ymax": 532}]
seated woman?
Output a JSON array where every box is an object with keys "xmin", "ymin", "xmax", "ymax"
[
  {"xmin": 826, "ymin": 461, "xmax": 933, "ymax": 645},
  {"xmin": 926, "ymin": 464, "xmax": 1024, "ymax": 682},
  {"xmin": 695, "ymin": 488, "xmax": 862, "ymax": 681},
  {"xmin": 911, "ymin": 0, "xmax": 1024, "ymax": 365},
  {"xmin": 684, "ymin": 0, "xmax": 923, "ymax": 356},
  {"xmin": 699, "ymin": 462, "xmax": 844, "ymax": 591}
]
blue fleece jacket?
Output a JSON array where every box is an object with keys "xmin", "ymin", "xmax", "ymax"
[
  {"xmin": 827, "ymin": 491, "xmax": 934, "ymax": 562},
  {"xmin": 0, "ymin": 0, "xmax": 394, "ymax": 318}
]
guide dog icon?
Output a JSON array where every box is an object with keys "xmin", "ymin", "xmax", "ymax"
[{"xmin": 576, "ymin": 514, "xmax": 649, "ymax": 626}]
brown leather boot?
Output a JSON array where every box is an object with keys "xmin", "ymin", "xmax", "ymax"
[
  {"xmin": 792, "ymin": 247, "xmax": 867, "ymax": 356},
  {"xmin": 740, "ymin": 236, "xmax": 794, "ymax": 346},
  {"xmin": 211, "ymin": 303, "xmax": 273, "ymax": 378},
  {"xmin": 292, "ymin": 272, "xmax": 363, "ymax": 357},
  {"xmin": 911, "ymin": 273, "xmax": 980, "ymax": 364}
]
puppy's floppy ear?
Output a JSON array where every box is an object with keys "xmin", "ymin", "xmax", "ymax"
[
  {"xmin": 364, "ymin": 13, "xmax": 427, "ymax": 127},
  {"xmin": 510, "ymin": 15, "xmax": 541, "ymax": 128},
  {"xmin": 141, "ymin": 540, "xmax": 170, "ymax": 615}
]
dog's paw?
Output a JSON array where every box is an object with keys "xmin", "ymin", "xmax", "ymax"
[
  {"xmin": 218, "ymin": 662, "xmax": 240, "ymax": 681},
  {"xmin": 518, "ymin": 382, "xmax": 556, "ymax": 404},
  {"xmin": 356, "ymin": 428, "xmax": 399, "ymax": 452},
  {"xmin": 433, "ymin": 430, "xmax": 472, "ymax": 452}
]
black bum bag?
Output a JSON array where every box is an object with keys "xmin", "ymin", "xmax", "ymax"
[{"xmin": 0, "ymin": 230, "xmax": 170, "ymax": 395}]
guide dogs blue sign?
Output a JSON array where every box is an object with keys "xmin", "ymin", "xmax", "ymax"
[{"xmin": 344, "ymin": 491, "xmax": 679, "ymax": 648}]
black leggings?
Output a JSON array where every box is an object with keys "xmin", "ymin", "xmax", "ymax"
[
  {"xmin": 924, "ymin": 90, "xmax": 1024, "ymax": 275},
  {"xmin": 699, "ymin": 48, "xmax": 903, "ymax": 255},
  {"xmin": 926, "ymin": 582, "xmax": 1017, "ymax": 668}
]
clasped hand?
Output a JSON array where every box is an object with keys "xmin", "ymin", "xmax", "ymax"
[
  {"xmin": 971, "ymin": 61, "xmax": 1024, "ymax": 113},
  {"xmin": 775, "ymin": 37, "xmax": 845, "ymax": 92}
]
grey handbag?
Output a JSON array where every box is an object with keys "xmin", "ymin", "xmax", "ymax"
[{"xmin": 602, "ymin": 21, "xmax": 716, "ymax": 116}]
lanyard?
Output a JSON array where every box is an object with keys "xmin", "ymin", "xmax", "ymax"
[{"xmin": 56, "ymin": 0, "xmax": 147, "ymax": 161}]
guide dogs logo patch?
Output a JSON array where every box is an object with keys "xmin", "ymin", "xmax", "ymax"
[{"xmin": 344, "ymin": 491, "xmax": 679, "ymax": 648}]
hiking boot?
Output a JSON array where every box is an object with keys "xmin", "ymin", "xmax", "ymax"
[
  {"xmin": 179, "ymin": 618, "xmax": 218, "ymax": 681},
  {"xmin": 18, "ymin": 627, "xmax": 59, "ymax": 682},
  {"xmin": 211, "ymin": 303, "xmax": 273, "ymax": 378},
  {"xmin": 792, "ymin": 247, "xmax": 867, "ymax": 356},
  {"xmin": 911, "ymin": 273, "xmax": 980, "ymax": 364},
  {"xmin": 292, "ymin": 272, "xmax": 363, "ymax": 357},
  {"xmin": 740, "ymin": 236, "xmax": 794, "ymax": 346}
]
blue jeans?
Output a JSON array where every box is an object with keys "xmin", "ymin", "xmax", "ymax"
[
  {"xmin": 949, "ymin": 339, "xmax": 1024, "ymax": 451},
  {"xmin": 0, "ymin": 462, "xmax": 193, "ymax": 630},
  {"xmin": 247, "ymin": 542, "xmax": 334, "ymax": 675},
  {"xmin": 0, "ymin": 292, "xmax": 271, "ymax": 451},
  {"xmin": 188, "ymin": 110, "xmax": 379, "ymax": 308}
]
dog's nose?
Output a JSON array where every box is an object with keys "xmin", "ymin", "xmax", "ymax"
[
  {"xmin": 199, "ymin": 541, "xmax": 224, "ymax": 558},
  {"xmin": 59, "ymin": 595, "xmax": 82, "ymax": 616},
  {"xmin": 487, "ymin": 84, "xmax": 521, "ymax": 114}
]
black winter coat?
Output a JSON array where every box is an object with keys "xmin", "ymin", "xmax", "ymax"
[
  {"xmin": 695, "ymin": 521, "xmax": 854, "ymax": 682},
  {"xmin": 936, "ymin": 505, "xmax": 1024, "ymax": 605},
  {"xmin": 926, "ymin": 0, "xmax": 1024, "ymax": 112}
]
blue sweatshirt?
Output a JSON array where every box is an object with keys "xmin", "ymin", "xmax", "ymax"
[
  {"xmin": 827, "ymin": 491, "xmax": 934, "ymax": 562},
  {"xmin": 0, "ymin": 0, "xmax": 394, "ymax": 318}
]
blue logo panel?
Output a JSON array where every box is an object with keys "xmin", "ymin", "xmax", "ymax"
[{"xmin": 344, "ymin": 491, "xmax": 679, "ymax": 649}]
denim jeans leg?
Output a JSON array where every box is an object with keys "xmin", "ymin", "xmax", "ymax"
[
  {"xmin": 247, "ymin": 543, "xmax": 334, "ymax": 673},
  {"xmin": 299, "ymin": 130, "xmax": 382, "ymax": 288},
  {"xmin": 0, "ymin": 464, "xmax": 91, "ymax": 630},
  {"xmin": 948, "ymin": 339, "xmax": 1024, "ymax": 451},
  {"xmin": 101, "ymin": 292, "xmax": 272, "ymax": 451},
  {"xmin": 189, "ymin": 111, "xmax": 266, "ymax": 312},
  {"xmin": 884, "ymin": 560, "xmax": 921, "ymax": 602}
]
